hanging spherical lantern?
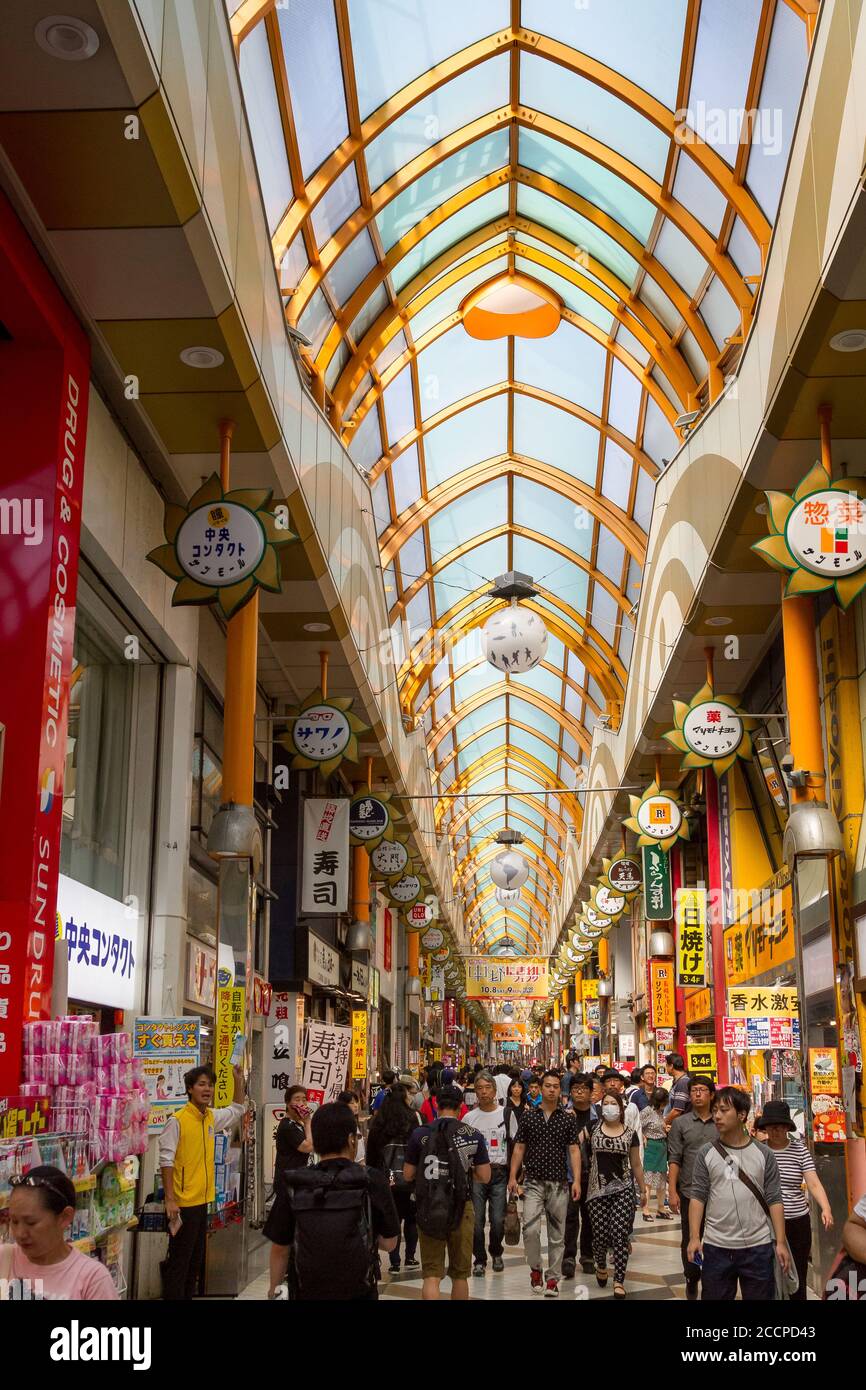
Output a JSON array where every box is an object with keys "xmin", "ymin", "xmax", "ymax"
[
  {"xmin": 483, "ymin": 601, "xmax": 548, "ymax": 674},
  {"xmin": 490, "ymin": 850, "xmax": 529, "ymax": 890},
  {"xmin": 495, "ymin": 886, "xmax": 521, "ymax": 906}
]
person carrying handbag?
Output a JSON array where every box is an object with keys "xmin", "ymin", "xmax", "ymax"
[{"xmin": 687, "ymin": 1086, "xmax": 793, "ymax": 1301}]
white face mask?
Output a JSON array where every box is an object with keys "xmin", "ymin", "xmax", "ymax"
[{"xmin": 602, "ymin": 1105, "xmax": 620, "ymax": 1122}]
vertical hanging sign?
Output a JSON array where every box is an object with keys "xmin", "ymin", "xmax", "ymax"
[
  {"xmin": 642, "ymin": 845, "xmax": 673, "ymax": 920},
  {"xmin": 301, "ymin": 798, "xmax": 349, "ymax": 913},
  {"xmin": 675, "ymin": 888, "xmax": 708, "ymax": 987},
  {"xmin": 351, "ymin": 1010, "xmax": 368, "ymax": 1080},
  {"xmin": 0, "ymin": 194, "xmax": 91, "ymax": 1093}
]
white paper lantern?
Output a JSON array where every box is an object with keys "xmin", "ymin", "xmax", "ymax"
[
  {"xmin": 483, "ymin": 603, "xmax": 548, "ymax": 674},
  {"xmin": 490, "ymin": 850, "xmax": 529, "ymax": 890}
]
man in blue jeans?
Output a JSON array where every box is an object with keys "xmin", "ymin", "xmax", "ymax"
[
  {"xmin": 465, "ymin": 1072, "xmax": 508, "ymax": 1276},
  {"xmin": 687, "ymin": 1086, "xmax": 791, "ymax": 1300}
]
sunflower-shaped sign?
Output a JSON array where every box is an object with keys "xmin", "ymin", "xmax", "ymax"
[
  {"xmin": 278, "ymin": 688, "xmax": 368, "ymax": 779},
  {"xmin": 752, "ymin": 464, "xmax": 866, "ymax": 608},
  {"xmin": 349, "ymin": 784, "xmax": 400, "ymax": 850},
  {"xmin": 578, "ymin": 905, "xmax": 614, "ymax": 934},
  {"xmin": 369, "ymin": 830, "xmax": 412, "ymax": 880},
  {"xmin": 624, "ymin": 781, "xmax": 689, "ymax": 852},
  {"xmin": 600, "ymin": 851, "xmax": 642, "ymax": 900},
  {"xmin": 663, "ymin": 682, "xmax": 755, "ymax": 776},
  {"xmin": 147, "ymin": 473, "xmax": 296, "ymax": 619},
  {"xmin": 590, "ymin": 883, "xmax": 627, "ymax": 921}
]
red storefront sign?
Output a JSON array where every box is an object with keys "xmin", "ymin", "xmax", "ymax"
[{"xmin": 0, "ymin": 192, "xmax": 90, "ymax": 1093}]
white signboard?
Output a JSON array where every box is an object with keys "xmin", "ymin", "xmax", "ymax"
[
  {"xmin": 351, "ymin": 959, "xmax": 370, "ymax": 997},
  {"xmin": 636, "ymin": 794, "xmax": 683, "ymax": 840},
  {"xmin": 682, "ymin": 700, "xmax": 744, "ymax": 759},
  {"xmin": 263, "ymin": 991, "xmax": 306, "ymax": 1104},
  {"xmin": 302, "ymin": 797, "xmax": 349, "ymax": 913},
  {"xmin": 302, "ymin": 1021, "xmax": 352, "ymax": 1105},
  {"xmin": 176, "ymin": 500, "xmax": 266, "ymax": 586},
  {"xmin": 308, "ymin": 933, "xmax": 339, "ymax": 988},
  {"xmin": 292, "ymin": 706, "xmax": 352, "ymax": 763},
  {"xmin": 787, "ymin": 489, "xmax": 866, "ymax": 576},
  {"xmin": 56, "ymin": 874, "xmax": 139, "ymax": 1011},
  {"xmin": 370, "ymin": 839, "xmax": 408, "ymax": 877}
]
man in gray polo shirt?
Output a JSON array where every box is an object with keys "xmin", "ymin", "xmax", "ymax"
[
  {"xmin": 687, "ymin": 1086, "xmax": 790, "ymax": 1301},
  {"xmin": 667, "ymin": 1075, "xmax": 716, "ymax": 1299}
]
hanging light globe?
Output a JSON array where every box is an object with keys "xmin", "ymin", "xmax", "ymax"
[
  {"xmin": 483, "ymin": 602, "xmax": 548, "ymax": 674},
  {"xmin": 490, "ymin": 850, "xmax": 529, "ymax": 890}
]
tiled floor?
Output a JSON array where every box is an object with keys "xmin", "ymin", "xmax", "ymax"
[{"xmin": 237, "ymin": 1210, "xmax": 690, "ymax": 1302}]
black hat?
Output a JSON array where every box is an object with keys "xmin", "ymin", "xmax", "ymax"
[{"xmin": 758, "ymin": 1100, "xmax": 796, "ymax": 1131}]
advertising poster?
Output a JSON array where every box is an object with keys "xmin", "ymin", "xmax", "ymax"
[
  {"xmin": 726, "ymin": 986, "xmax": 799, "ymax": 1018},
  {"xmin": 648, "ymin": 960, "xmax": 676, "ymax": 1029},
  {"xmin": 351, "ymin": 1010, "xmax": 368, "ymax": 1080},
  {"xmin": 133, "ymin": 1016, "xmax": 201, "ymax": 1132},
  {"xmin": 685, "ymin": 1044, "xmax": 718, "ymax": 1080},
  {"xmin": 214, "ymin": 986, "xmax": 245, "ymax": 1107},
  {"xmin": 0, "ymin": 1095, "xmax": 50, "ymax": 1140},
  {"xmin": 464, "ymin": 956, "xmax": 549, "ymax": 999},
  {"xmin": 675, "ymin": 888, "xmax": 707, "ymax": 987},
  {"xmin": 302, "ymin": 1021, "xmax": 352, "ymax": 1105},
  {"xmin": 301, "ymin": 797, "xmax": 349, "ymax": 913},
  {"xmin": 809, "ymin": 1047, "xmax": 846, "ymax": 1143}
]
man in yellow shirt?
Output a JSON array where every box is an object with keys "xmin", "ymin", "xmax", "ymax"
[{"xmin": 159, "ymin": 1063, "xmax": 246, "ymax": 1300}]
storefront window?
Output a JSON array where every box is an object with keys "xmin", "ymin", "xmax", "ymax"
[
  {"xmin": 191, "ymin": 678, "xmax": 223, "ymax": 843},
  {"xmin": 187, "ymin": 863, "xmax": 218, "ymax": 947}
]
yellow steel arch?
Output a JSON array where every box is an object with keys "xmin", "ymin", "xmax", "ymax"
[{"xmin": 435, "ymin": 716, "xmax": 578, "ymax": 789}]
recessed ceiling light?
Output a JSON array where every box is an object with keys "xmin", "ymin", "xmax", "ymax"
[
  {"xmin": 830, "ymin": 329, "xmax": 866, "ymax": 353},
  {"xmin": 179, "ymin": 345, "xmax": 224, "ymax": 369},
  {"xmin": 35, "ymin": 15, "xmax": 100, "ymax": 60},
  {"xmin": 303, "ymin": 622, "xmax": 330, "ymax": 633},
  {"xmin": 705, "ymin": 615, "xmax": 733, "ymax": 627}
]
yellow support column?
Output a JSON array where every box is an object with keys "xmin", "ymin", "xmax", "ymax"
[
  {"xmin": 407, "ymin": 929, "xmax": 420, "ymax": 982},
  {"xmin": 597, "ymin": 938, "xmax": 610, "ymax": 975}
]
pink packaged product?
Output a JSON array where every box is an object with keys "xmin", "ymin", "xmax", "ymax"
[
  {"xmin": 97, "ymin": 1094, "xmax": 134, "ymax": 1131},
  {"xmin": 96, "ymin": 1062, "xmax": 133, "ymax": 1093},
  {"xmin": 58, "ymin": 1017, "xmax": 97, "ymax": 1054},
  {"xmin": 22, "ymin": 1021, "xmax": 61, "ymax": 1054},
  {"xmin": 22, "ymin": 1053, "xmax": 48, "ymax": 1083},
  {"xmin": 99, "ymin": 1130, "xmax": 131, "ymax": 1164},
  {"xmin": 93, "ymin": 1032, "xmax": 132, "ymax": 1066},
  {"xmin": 17, "ymin": 1082, "xmax": 50, "ymax": 1098}
]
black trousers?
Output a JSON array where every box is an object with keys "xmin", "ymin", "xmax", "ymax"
[
  {"xmin": 389, "ymin": 1188, "xmax": 418, "ymax": 1267},
  {"xmin": 563, "ymin": 1187, "xmax": 593, "ymax": 1264},
  {"xmin": 162, "ymin": 1203, "xmax": 208, "ymax": 1300},
  {"xmin": 785, "ymin": 1212, "xmax": 812, "ymax": 1302},
  {"xmin": 680, "ymin": 1196, "xmax": 705, "ymax": 1287}
]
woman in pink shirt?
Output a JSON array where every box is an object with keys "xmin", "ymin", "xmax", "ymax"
[{"xmin": 1, "ymin": 1165, "xmax": 118, "ymax": 1300}]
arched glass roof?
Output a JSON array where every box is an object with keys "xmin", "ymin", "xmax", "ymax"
[{"xmin": 233, "ymin": 0, "xmax": 811, "ymax": 951}]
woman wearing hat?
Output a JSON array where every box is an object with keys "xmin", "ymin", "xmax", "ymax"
[{"xmin": 760, "ymin": 1100, "xmax": 833, "ymax": 1300}]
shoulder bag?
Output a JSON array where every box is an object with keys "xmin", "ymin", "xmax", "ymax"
[{"xmin": 712, "ymin": 1140, "xmax": 798, "ymax": 1299}]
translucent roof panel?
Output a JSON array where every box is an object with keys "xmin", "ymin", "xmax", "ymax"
[
  {"xmin": 516, "ymin": 183, "xmax": 640, "ymax": 286},
  {"xmin": 518, "ymin": 130, "xmax": 657, "ymax": 243},
  {"xmin": 512, "ymin": 477, "xmax": 593, "ymax": 563},
  {"xmin": 376, "ymin": 131, "xmax": 510, "ymax": 251},
  {"xmin": 687, "ymin": 0, "xmax": 763, "ymax": 166},
  {"xmin": 428, "ymin": 477, "xmax": 508, "ymax": 557},
  {"xmin": 423, "ymin": 395, "xmax": 508, "ymax": 489},
  {"xmin": 276, "ymin": 1, "xmax": 349, "ymax": 181},
  {"xmin": 366, "ymin": 55, "xmax": 510, "ymax": 191},
  {"xmin": 520, "ymin": 54, "xmax": 670, "ymax": 180},
  {"xmin": 347, "ymin": 0, "xmax": 510, "ymax": 121},
  {"xmin": 513, "ymin": 535, "xmax": 590, "ymax": 614},
  {"xmin": 390, "ymin": 443, "xmax": 422, "ymax": 514},
  {"xmin": 522, "ymin": 0, "xmax": 688, "ymax": 108},
  {"xmin": 391, "ymin": 190, "xmax": 510, "ymax": 291},
  {"xmin": 238, "ymin": 24, "xmax": 293, "ymax": 233},
  {"xmin": 514, "ymin": 323, "xmax": 606, "ymax": 414},
  {"xmin": 513, "ymin": 396, "xmax": 600, "ymax": 486},
  {"xmin": 418, "ymin": 333, "xmax": 508, "ymax": 421},
  {"xmin": 745, "ymin": 1, "xmax": 809, "ymax": 220},
  {"xmin": 324, "ymin": 227, "xmax": 378, "ymax": 307},
  {"xmin": 433, "ymin": 537, "xmax": 509, "ymax": 613}
]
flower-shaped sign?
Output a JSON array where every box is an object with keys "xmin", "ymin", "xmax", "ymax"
[
  {"xmin": 370, "ymin": 835, "xmax": 410, "ymax": 880},
  {"xmin": 279, "ymin": 688, "xmax": 368, "ymax": 779},
  {"xmin": 624, "ymin": 782, "xmax": 689, "ymax": 852},
  {"xmin": 663, "ymin": 682, "xmax": 755, "ymax": 775},
  {"xmin": 349, "ymin": 784, "xmax": 397, "ymax": 849},
  {"xmin": 600, "ymin": 852, "xmax": 642, "ymax": 900},
  {"xmin": 752, "ymin": 464, "xmax": 866, "ymax": 608},
  {"xmin": 591, "ymin": 884, "xmax": 626, "ymax": 920},
  {"xmin": 147, "ymin": 473, "xmax": 296, "ymax": 618}
]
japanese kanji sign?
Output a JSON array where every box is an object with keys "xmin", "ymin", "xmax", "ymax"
[
  {"xmin": 301, "ymin": 797, "xmax": 349, "ymax": 914},
  {"xmin": 753, "ymin": 464, "xmax": 866, "ymax": 608},
  {"xmin": 723, "ymin": 876, "xmax": 794, "ymax": 986},
  {"xmin": 147, "ymin": 472, "xmax": 296, "ymax": 618},
  {"xmin": 308, "ymin": 932, "xmax": 339, "ymax": 988},
  {"xmin": 675, "ymin": 888, "xmax": 707, "ymax": 987},
  {"xmin": 726, "ymin": 986, "xmax": 799, "ymax": 1018},
  {"xmin": 0, "ymin": 1095, "xmax": 49, "ymax": 1140},
  {"xmin": 664, "ymin": 684, "xmax": 755, "ymax": 776},
  {"xmin": 648, "ymin": 960, "xmax": 676, "ymax": 1029},
  {"xmin": 349, "ymin": 791, "xmax": 391, "ymax": 846},
  {"xmin": 370, "ymin": 837, "xmax": 409, "ymax": 879},
  {"xmin": 214, "ymin": 986, "xmax": 245, "ymax": 1107},
  {"xmin": 684, "ymin": 987, "xmax": 713, "ymax": 1024},
  {"xmin": 604, "ymin": 854, "xmax": 642, "ymax": 898},
  {"xmin": 56, "ymin": 874, "xmax": 138, "ymax": 1010},
  {"xmin": 302, "ymin": 1021, "xmax": 352, "ymax": 1105},
  {"xmin": 625, "ymin": 781, "xmax": 689, "ymax": 852},
  {"xmin": 134, "ymin": 1016, "xmax": 201, "ymax": 1132},
  {"xmin": 351, "ymin": 1010, "xmax": 368, "ymax": 1080},
  {"xmin": 464, "ymin": 955, "xmax": 549, "ymax": 999},
  {"xmin": 642, "ymin": 845, "xmax": 673, "ymax": 920},
  {"xmin": 722, "ymin": 1015, "xmax": 748, "ymax": 1050},
  {"xmin": 280, "ymin": 689, "xmax": 368, "ymax": 779}
]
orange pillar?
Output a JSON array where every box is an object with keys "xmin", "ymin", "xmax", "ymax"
[
  {"xmin": 407, "ymin": 930, "xmax": 420, "ymax": 981},
  {"xmin": 219, "ymin": 419, "xmax": 258, "ymax": 807}
]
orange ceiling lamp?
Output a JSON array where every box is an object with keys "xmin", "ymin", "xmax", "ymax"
[{"xmin": 461, "ymin": 272, "xmax": 561, "ymax": 340}]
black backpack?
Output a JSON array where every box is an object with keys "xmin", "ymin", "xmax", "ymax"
[
  {"xmin": 381, "ymin": 1139, "xmax": 410, "ymax": 1192},
  {"xmin": 414, "ymin": 1118, "xmax": 470, "ymax": 1240},
  {"xmin": 283, "ymin": 1165, "xmax": 376, "ymax": 1300}
]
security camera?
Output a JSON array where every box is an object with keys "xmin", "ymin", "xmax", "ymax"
[
  {"xmin": 286, "ymin": 325, "xmax": 313, "ymax": 348},
  {"xmin": 780, "ymin": 753, "xmax": 808, "ymax": 789}
]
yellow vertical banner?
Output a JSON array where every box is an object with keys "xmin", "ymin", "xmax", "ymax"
[
  {"xmin": 351, "ymin": 1010, "xmax": 368, "ymax": 1080},
  {"xmin": 675, "ymin": 888, "xmax": 707, "ymax": 987},
  {"xmin": 215, "ymin": 986, "xmax": 245, "ymax": 1106}
]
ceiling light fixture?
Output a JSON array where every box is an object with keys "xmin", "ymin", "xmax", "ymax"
[
  {"xmin": 303, "ymin": 622, "xmax": 330, "ymax": 633},
  {"xmin": 830, "ymin": 329, "xmax": 866, "ymax": 353},
  {"xmin": 705, "ymin": 615, "xmax": 733, "ymax": 627},
  {"xmin": 35, "ymin": 15, "xmax": 100, "ymax": 60},
  {"xmin": 179, "ymin": 346, "xmax": 224, "ymax": 369}
]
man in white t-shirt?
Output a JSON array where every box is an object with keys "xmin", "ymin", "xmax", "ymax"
[
  {"xmin": 465, "ymin": 1071, "xmax": 508, "ymax": 1277},
  {"xmin": 493, "ymin": 1068, "xmax": 512, "ymax": 1105}
]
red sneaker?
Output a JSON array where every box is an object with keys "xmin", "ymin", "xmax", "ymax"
[
  {"xmin": 544, "ymin": 1278, "xmax": 560, "ymax": 1298},
  {"xmin": 530, "ymin": 1268, "xmax": 544, "ymax": 1294}
]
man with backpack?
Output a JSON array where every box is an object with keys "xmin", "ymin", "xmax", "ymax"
[
  {"xmin": 403, "ymin": 1084, "xmax": 491, "ymax": 1300},
  {"xmin": 264, "ymin": 1102, "xmax": 399, "ymax": 1300}
]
